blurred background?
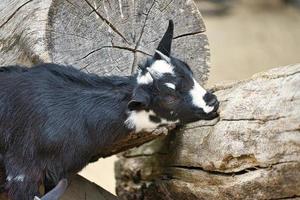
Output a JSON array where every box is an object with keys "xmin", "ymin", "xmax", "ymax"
[{"xmin": 79, "ymin": 0, "xmax": 300, "ymax": 194}]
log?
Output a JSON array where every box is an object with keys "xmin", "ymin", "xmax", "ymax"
[
  {"xmin": 0, "ymin": 0, "xmax": 209, "ymax": 199},
  {"xmin": 115, "ymin": 64, "xmax": 300, "ymax": 200},
  {"xmin": 0, "ymin": 0, "xmax": 209, "ymax": 82}
]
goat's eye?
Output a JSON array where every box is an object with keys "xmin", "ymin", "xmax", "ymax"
[{"xmin": 158, "ymin": 95, "xmax": 178, "ymax": 108}]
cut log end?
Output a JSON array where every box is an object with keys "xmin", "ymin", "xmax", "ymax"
[{"xmin": 0, "ymin": 0, "xmax": 209, "ymax": 83}]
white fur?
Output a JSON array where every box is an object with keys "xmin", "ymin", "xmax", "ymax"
[
  {"xmin": 15, "ymin": 174, "xmax": 25, "ymax": 181},
  {"xmin": 136, "ymin": 53, "xmax": 174, "ymax": 85},
  {"xmin": 125, "ymin": 110, "xmax": 178, "ymax": 132},
  {"xmin": 137, "ymin": 71, "xmax": 153, "ymax": 84},
  {"xmin": 7, "ymin": 175, "xmax": 12, "ymax": 181},
  {"xmin": 165, "ymin": 83, "xmax": 176, "ymax": 90},
  {"xmin": 7, "ymin": 174, "xmax": 25, "ymax": 182},
  {"xmin": 189, "ymin": 78, "xmax": 214, "ymax": 113},
  {"xmin": 148, "ymin": 60, "xmax": 174, "ymax": 77},
  {"xmin": 125, "ymin": 110, "xmax": 158, "ymax": 132}
]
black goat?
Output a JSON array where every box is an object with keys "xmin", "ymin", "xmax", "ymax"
[{"xmin": 0, "ymin": 20, "xmax": 219, "ymax": 200}]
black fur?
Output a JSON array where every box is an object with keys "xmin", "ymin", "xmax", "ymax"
[
  {"xmin": 0, "ymin": 64, "xmax": 135, "ymax": 199},
  {"xmin": 0, "ymin": 20, "xmax": 219, "ymax": 200}
]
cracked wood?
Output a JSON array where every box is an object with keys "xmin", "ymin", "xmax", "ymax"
[
  {"xmin": 45, "ymin": 0, "xmax": 209, "ymax": 80},
  {"xmin": 116, "ymin": 64, "xmax": 300, "ymax": 200},
  {"xmin": 1, "ymin": 0, "xmax": 209, "ymax": 80}
]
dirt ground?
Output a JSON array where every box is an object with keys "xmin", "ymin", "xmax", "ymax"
[{"xmin": 80, "ymin": 1, "xmax": 300, "ymax": 194}]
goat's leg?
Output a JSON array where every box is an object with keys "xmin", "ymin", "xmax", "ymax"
[
  {"xmin": 44, "ymin": 177, "xmax": 56, "ymax": 193},
  {"xmin": 34, "ymin": 179, "xmax": 68, "ymax": 200},
  {"xmin": 0, "ymin": 154, "xmax": 6, "ymax": 192}
]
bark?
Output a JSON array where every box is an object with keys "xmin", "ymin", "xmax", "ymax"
[
  {"xmin": 0, "ymin": 0, "xmax": 209, "ymax": 199},
  {"xmin": 115, "ymin": 64, "xmax": 300, "ymax": 200}
]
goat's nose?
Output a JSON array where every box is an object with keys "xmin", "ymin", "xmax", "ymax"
[{"xmin": 204, "ymin": 92, "xmax": 218, "ymax": 107}]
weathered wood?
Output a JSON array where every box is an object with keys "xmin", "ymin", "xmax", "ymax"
[
  {"xmin": 115, "ymin": 64, "xmax": 300, "ymax": 200},
  {"xmin": 0, "ymin": 0, "xmax": 209, "ymax": 83},
  {"xmin": 0, "ymin": 0, "xmax": 209, "ymax": 199}
]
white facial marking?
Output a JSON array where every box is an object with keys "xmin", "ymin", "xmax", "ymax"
[
  {"xmin": 125, "ymin": 110, "xmax": 178, "ymax": 132},
  {"xmin": 189, "ymin": 78, "xmax": 214, "ymax": 113},
  {"xmin": 148, "ymin": 60, "xmax": 174, "ymax": 77},
  {"xmin": 165, "ymin": 83, "xmax": 176, "ymax": 90},
  {"xmin": 136, "ymin": 53, "xmax": 174, "ymax": 85},
  {"xmin": 137, "ymin": 71, "xmax": 153, "ymax": 85}
]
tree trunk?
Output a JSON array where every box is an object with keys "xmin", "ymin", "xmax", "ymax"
[
  {"xmin": 115, "ymin": 64, "xmax": 300, "ymax": 200},
  {"xmin": 0, "ymin": 0, "xmax": 209, "ymax": 199}
]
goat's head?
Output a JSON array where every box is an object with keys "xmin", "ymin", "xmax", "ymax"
[{"xmin": 127, "ymin": 20, "xmax": 219, "ymax": 129}]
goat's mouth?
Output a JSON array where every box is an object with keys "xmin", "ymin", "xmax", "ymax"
[
  {"xmin": 201, "ymin": 111, "xmax": 219, "ymax": 120},
  {"xmin": 177, "ymin": 111, "xmax": 219, "ymax": 125},
  {"xmin": 194, "ymin": 105, "xmax": 219, "ymax": 121}
]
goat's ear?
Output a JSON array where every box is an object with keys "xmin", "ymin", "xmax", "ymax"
[
  {"xmin": 154, "ymin": 20, "xmax": 174, "ymax": 60},
  {"xmin": 128, "ymin": 86, "xmax": 150, "ymax": 111}
]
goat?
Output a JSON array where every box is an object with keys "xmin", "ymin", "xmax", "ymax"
[{"xmin": 0, "ymin": 20, "xmax": 219, "ymax": 200}]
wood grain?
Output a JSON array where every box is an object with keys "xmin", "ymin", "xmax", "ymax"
[{"xmin": 116, "ymin": 64, "xmax": 300, "ymax": 200}]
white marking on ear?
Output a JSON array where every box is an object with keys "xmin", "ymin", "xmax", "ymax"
[
  {"xmin": 125, "ymin": 110, "xmax": 178, "ymax": 132},
  {"xmin": 189, "ymin": 78, "xmax": 214, "ymax": 113},
  {"xmin": 137, "ymin": 71, "xmax": 153, "ymax": 84},
  {"xmin": 155, "ymin": 50, "xmax": 171, "ymax": 63},
  {"xmin": 165, "ymin": 83, "xmax": 176, "ymax": 90},
  {"xmin": 148, "ymin": 60, "xmax": 174, "ymax": 78}
]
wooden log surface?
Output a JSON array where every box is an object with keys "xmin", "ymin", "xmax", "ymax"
[
  {"xmin": 115, "ymin": 64, "xmax": 300, "ymax": 200},
  {"xmin": 0, "ymin": 0, "xmax": 209, "ymax": 199},
  {"xmin": 0, "ymin": 0, "xmax": 209, "ymax": 82}
]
